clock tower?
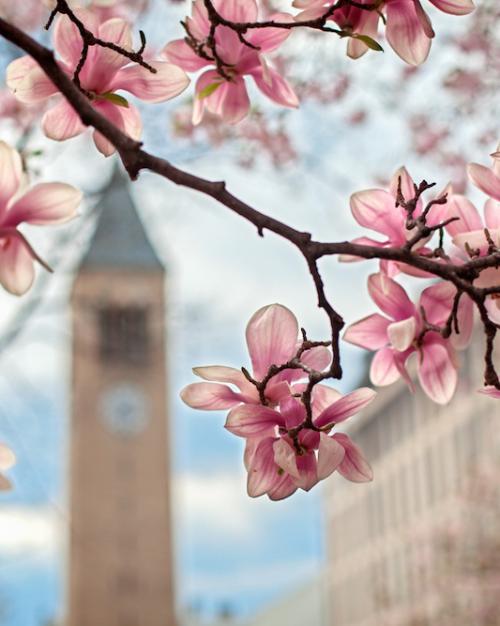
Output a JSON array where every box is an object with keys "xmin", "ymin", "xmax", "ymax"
[{"xmin": 69, "ymin": 166, "xmax": 176, "ymax": 626}]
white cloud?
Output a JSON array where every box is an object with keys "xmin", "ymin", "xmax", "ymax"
[{"xmin": 0, "ymin": 506, "xmax": 62, "ymax": 559}]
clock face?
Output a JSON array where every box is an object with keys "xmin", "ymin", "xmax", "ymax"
[{"xmin": 100, "ymin": 384, "xmax": 148, "ymax": 437}]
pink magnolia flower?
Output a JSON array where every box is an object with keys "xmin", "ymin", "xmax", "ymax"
[
  {"xmin": 0, "ymin": 141, "xmax": 81, "ymax": 295},
  {"xmin": 434, "ymin": 192, "xmax": 500, "ymax": 323},
  {"xmin": 468, "ymin": 144, "xmax": 500, "ymax": 202},
  {"xmin": 7, "ymin": 10, "xmax": 189, "ymax": 156},
  {"xmin": 344, "ymin": 273, "xmax": 473, "ymax": 404},
  {"xmin": 181, "ymin": 303, "xmax": 331, "ymax": 410},
  {"xmin": 226, "ymin": 387, "xmax": 375, "ymax": 500},
  {"xmin": 165, "ymin": 0, "xmax": 298, "ymax": 125},
  {"xmin": 0, "ymin": 443, "xmax": 15, "ymax": 491},
  {"xmin": 342, "ymin": 166, "xmax": 438, "ymax": 278}
]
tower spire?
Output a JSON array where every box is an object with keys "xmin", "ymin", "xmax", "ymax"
[{"xmin": 81, "ymin": 162, "xmax": 163, "ymax": 270}]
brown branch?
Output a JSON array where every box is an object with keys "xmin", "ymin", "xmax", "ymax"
[{"xmin": 0, "ymin": 16, "xmax": 498, "ymax": 390}]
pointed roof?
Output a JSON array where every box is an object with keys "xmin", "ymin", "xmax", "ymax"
[{"xmin": 80, "ymin": 164, "xmax": 163, "ymax": 271}]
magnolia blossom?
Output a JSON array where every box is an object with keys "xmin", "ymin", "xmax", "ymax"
[
  {"xmin": 165, "ymin": 0, "xmax": 298, "ymax": 125},
  {"xmin": 0, "ymin": 443, "xmax": 15, "ymax": 491},
  {"xmin": 7, "ymin": 10, "xmax": 189, "ymax": 156},
  {"xmin": 344, "ymin": 273, "xmax": 473, "ymax": 404},
  {"xmin": 226, "ymin": 388, "xmax": 375, "ymax": 500},
  {"xmin": 468, "ymin": 144, "xmax": 500, "ymax": 202},
  {"xmin": 0, "ymin": 141, "xmax": 81, "ymax": 295},
  {"xmin": 181, "ymin": 303, "xmax": 331, "ymax": 410},
  {"xmin": 342, "ymin": 166, "xmax": 438, "ymax": 278},
  {"xmin": 435, "ymin": 193, "xmax": 500, "ymax": 323},
  {"xmin": 293, "ymin": 0, "xmax": 474, "ymax": 65}
]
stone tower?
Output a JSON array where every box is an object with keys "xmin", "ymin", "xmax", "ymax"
[{"xmin": 68, "ymin": 166, "xmax": 176, "ymax": 626}]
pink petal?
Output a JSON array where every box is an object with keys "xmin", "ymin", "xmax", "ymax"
[
  {"xmin": 317, "ymin": 433, "xmax": 345, "ymax": 480},
  {"xmin": 247, "ymin": 437, "xmax": 280, "ymax": 497},
  {"xmin": 92, "ymin": 101, "xmax": 142, "ymax": 156},
  {"xmin": 343, "ymin": 313, "xmax": 390, "ymax": 350},
  {"xmin": 311, "ymin": 385, "xmax": 343, "ymax": 416},
  {"xmin": 273, "ymin": 438, "xmax": 300, "ymax": 479},
  {"xmin": 350, "ymin": 189, "xmax": 405, "ymax": 241},
  {"xmin": 82, "ymin": 18, "xmax": 133, "ymax": 92},
  {"xmin": 205, "ymin": 77, "xmax": 251, "ymax": 125},
  {"xmin": 0, "ymin": 141, "xmax": 22, "ymax": 216},
  {"xmin": 0, "ymin": 235, "xmax": 35, "ymax": 295},
  {"xmin": 339, "ymin": 236, "xmax": 385, "ymax": 263},
  {"xmin": 389, "ymin": 166, "xmax": 417, "ymax": 206},
  {"xmin": 370, "ymin": 347, "xmax": 401, "ymax": 386},
  {"xmin": 53, "ymin": 12, "xmax": 92, "ymax": 67},
  {"xmin": 193, "ymin": 365, "xmax": 255, "ymax": 395},
  {"xmin": 214, "ymin": 0, "xmax": 258, "ymax": 22},
  {"xmin": 0, "ymin": 443, "xmax": 15, "ymax": 471},
  {"xmin": 300, "ymin": 345, "xmax": 331, "ymax": 372},
  {"xmin": 418, "ymin": 338, "xmax": 457, "ymax": 404},
  {"xmin": 280, "ymin": 396, "xmax": 306, "ymax": 429},
  {"xmin": 7, "ymin": 56, "xmax": 58, "ymax": 104},
  {"xmin": 42, "ymin": 99, "xmax": 86, "ymax": 141},
  {"xmin": 225, "ymin": 404, "xmax": 283, "ymax": 437},
  {"xmin": 333, "ymin": 433, "xmax": 373, "ymax": 482},
  {"xmin": 164, "ymin": 39, "xmax": 209, "ymax": 72},
  {"xmin": 452, "ymin": 293, "xmax": 473, "ymax": 349},
  {"xmin": 478, "ymin": 386, "xmax": 500, "ymax": 400},
  {"xmin": 428, "ymin": 0, "xmax": 474, "ymax": 14},
  {"xmin": 265, "ymin": 380, "xmax": 293, "ymax": 404},
  {"xmin": 267, "ymin": 474, "xmax": 298, "ymax": 500},
  {"xmin": 468, "ymin": 163, "xmax": 500, "ymax": 201},
  {"xmin": 180, "ymin": 382, "xmax": 246, "ymax": 410},
  {"xmin": 385, "ymin": 0, "xmax": 432, "ymax": 66},
  {"xmin": 485, "ymin": 199, "xmax": 500, "ymax": 230},
  {"xmin": 387, "ymin": 316, "xmax": 416, "ymax": 351},
  {"xmin": 347, "ymin": 10, "xmax": 380, "ymax": 59},
  {"xmin": 251, "ymin": 66, "xmax": 299, "ymax": 109},
  {"xmin": 368, "ymin": 273, "xmax": 415, "ymax": 321},
  {"xmin": 419, "ymin": 280, "xmax": 459, "ymax": 325},
  {"xmin": 314, "ymin": 387, "xmax": 376, "ymax": 429},
  {"xmin": 295, "ymin": 452, "xmax": 318, "ymax": 491},
  {"xmin": 246, "ymin": 304, "xmax": 299, "ymax": 380},
  {"xmin": 246, "ymin": 13, "xmax": 293, "ymax": 52},
  {"xmin": 109, "ymin": 61, "xmax": 190, "ymax": 103},
  {"xmin": 5, "ymin": 183, "xmax": 81, "ymax": 227},
  {"xmin": 443, "ymin": 194, "xmax": 483, "ymax": 236}
]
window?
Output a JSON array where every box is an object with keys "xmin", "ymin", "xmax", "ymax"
[{"xmin": 99, "ymin": 306, "xmax": 150, "ymax": 365}]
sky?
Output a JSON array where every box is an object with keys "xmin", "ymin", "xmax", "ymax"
[{"xmin": 0, "ymin": 1, "xmax": 486, "ymax": 625}]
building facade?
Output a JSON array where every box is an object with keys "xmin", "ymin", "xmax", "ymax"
[
  {"xmin": 324, "ymin": 334, "xmax": 500, "ymax": 626},
  {"xmin": 68, "ymin": 167, "xmax": 176, "ymax": 626}
]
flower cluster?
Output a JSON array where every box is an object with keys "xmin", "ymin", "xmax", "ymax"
[
  {"xmin": 344, "ymin": 146, "xmax": 500, "ymax": 404},
  {"xmin": 165, "ymin": 0, "xmax": 298, "ymax": 125},
  {"xmin": 294, "ymin": 0, "xmax": 475, "ymax": 65},
  {"xmin": 7, "ymin": 9, "xmax": 189, "ymax": 156},
  {"xmin": 182, "ymin": 304, "xmax": 376, "ymax": 500}
]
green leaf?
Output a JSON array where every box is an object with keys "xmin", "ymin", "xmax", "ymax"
[
  {"xmin": 197, "ymin": 81, "xmax": 223, "ymax": 100},
  {"xmin": 352, "ymin": 34, "xmax": 384, "ymax": 52},
  {"xmin": 101, "ymin": 92, "xmax": 130, "ymax": 108}
]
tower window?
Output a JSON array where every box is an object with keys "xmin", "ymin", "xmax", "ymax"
[{"xmin": 99, "ymin": 306, "xmax": 149, "ymax": 365}]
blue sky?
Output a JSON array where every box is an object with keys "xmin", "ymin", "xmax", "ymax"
[{"xmin": 0, "ymin": 1, "xmax": 484, "ymax": 624}]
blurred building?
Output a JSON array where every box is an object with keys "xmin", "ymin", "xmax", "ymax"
[
  {"xmin": 68, "ymin": 167, "xmax": 176, "ymax": 626},
  {"xmin": 324, "ymin": 334, "xmax": 500, "ymax": 625}
]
